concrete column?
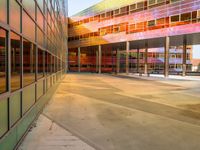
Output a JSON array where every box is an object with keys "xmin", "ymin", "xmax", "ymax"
[
  {"xmin": 78, "ymin": 47, "xmax": 81, "ymax": 72},
  {"xmin": 144, "ymin": 41, "xmax": 148, "ymax": 75},
  {"xmin": 96, "ymin": 50, "xmax": 99, "ymax": 73},
  {"xmin": 98, "ymin": 45, "xmax": 102, "ymax": 74},
  {"xmin": 182, "ymin": 36, "xmax": 187, "ymax": 76},
  {"xmin": 137, "ymin": 48, "xmax": 140, "ymax": 73},
  {"xmin": 164, "ymin": 36, "xmax": 170, "ymax": 77},
  {"xmin": 126, "ymin": 41, "xmax": 130, "ymax": 74},
  {"xmin": 116, "ymin": 49, "xmax": 120, "ymax": 74}
]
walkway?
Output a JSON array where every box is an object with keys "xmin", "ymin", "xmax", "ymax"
[{"xmin": 19, "ymin": 73, "xmax": 200, "ymax": 150}]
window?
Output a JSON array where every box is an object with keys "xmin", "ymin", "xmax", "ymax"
[
  {"xmin": 11, "ymin": 32, "xmax": 21, "ymax": 91},
  {"xmin": 52, "ymin": 56, "xmax": 55, "ymax": 73},
  {"xmin": 136, "ymin": 22, "xmax": 144, "ymax": 29},
  {"xmin": 37, "ymin": 0, "xmax": 44, "ymax": 12},
  {"xmin": 89, "ymin": 17, "xmax": 94, "ymax": 22},
  {"xmin": 137, "ymin": 2, "xmax": 144, "ymax": 9},
  {"xmin": 157, "ymin": 18, "xmax": 165, "ymax": 25},
  {"xmin": 22, "ymin": 0, "xmax": 35, "ymax": 20},
  {"xmin": 100, "ymin": 28, "xmax": 107, "ymax": 36},
  {"xmin": 149, "ymin": 0, "xmax": 156, "ymax": 5},
  {"xmin": 10, "ymin": 0, "xmax": 21, "ymax": 32},
  {"xmin": 106, "ymin": 11, "xmax": 112, "ymax": 19},
  {"xmin": 113, "ymin": 25, "xmax": 120, "ymax": 33},
  {"xmin": 0, "ymin": 0, "xmax": 7, "ymax": 23},
  {"xmin": 94, "ymin": 15, "xmax": 99, "ymax": 21},
  {"xmin": 23, "ymin": 11, "xmax": 35, "ymax": 42},
  {"xmin": 83, "ymin": 18, "xmax": 89, "ymax": 23},
  {"xmin": 197, "ymin": 10, "xmax": 200, "ymax": 22},
  {"xmin": 37, "ymin": 28, "xmax": 44, "ymax": 47},
  {"xmin": 120, "ymin": 6, "xmax": 128, "ymax": 14},
  {"xmin": 120, "ymin": 23, "xmax": 127, "ymax": 32},
  {"xmin": 129, "ymin": 24, "xmax": 135, "ymax": 32},
  {"xmin": 157, "ymin": 0, "xmax": 165, "ymax": 3},
  {"xmin": 130, "ymin": 4, "xmax": 136, "ymax": 11},
  {"xmin": 181, "ymin": 13, "xmax": 191, "ymax": 21},
  {"xmin": 0, "ymin": 98, "xmax": 8, "ymax": 138},
  {"xmin": 148, "ymin": 0, "xmax": 165, "ymax": 6},
  {"xmin": 198, "ymin": 10, "xmax": 200, "ymax": 18},
  {"xmin": 114, "ymin": 9, "xmax": 120, "ymax": 16},
  {"xmin": 37, "ymin": 7, "xmax": 44, "ymax": 30},
  {"xmin": 100, "ymin": 13, "xmax": 105, "ymax": 20},
  {"xmin": 45, "ymin": 52, "xmax": 51, "ymax": 75},
  {"xmin": 148, "ymin": 20, "xmax": 156, "ymax": 27},
  {"xmin": 37, "ymin": 48, "xmax": 44, "ymax": 79},
  {"xmin": 23, "ymin": 39, "xmax": 36, "ymax": 87},
  {"xmin": 170, "ymin": 0, "xmax": 182, "ymax": 3},
  {"xmin": 0, "ymin": 28, "xmax": 7, "ymax": 94},
  {"xmin": 171, "ymin": 15, "xmax": 180, "ymax": 22}
]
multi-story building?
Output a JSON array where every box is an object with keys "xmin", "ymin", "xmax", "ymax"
[
  {"xmin": 0, "ymin": 0, "xmax": 67, "ymax": 149},
  {"xmin": 68, "ymin": 0, "xmax": 200, "ymax": 76}
]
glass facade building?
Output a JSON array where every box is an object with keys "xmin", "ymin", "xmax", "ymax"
[
  {"xmin": 68, "ymin": 0, "xmax": 200, "ymax": 76},
  {"xmin": 0, "ymin": 0, "xmax": 67, "ymax": 149}
]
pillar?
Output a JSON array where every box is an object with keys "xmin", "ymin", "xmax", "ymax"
[
  {"xmin": 96, "ymin": 50, "xmax": 99, "ymax": 73},
  {"xmin": 116, "ymin": 49, "xmax": 120, "ymax": 74},
  {"xmin": 98, "ymin": 45, "xmax": 102, "ymax": 74},
  {"xmin": 137, "ymin": 48, "xmax": 140, "ymax": 73},
  {"xmin": 126, "ymin": 41, "xmax": 130, "ymax": 74},
  {"xmin": 164, "ymin": 36, "xmax": 170, "ymax": 77},
  {"xmin": 78, "ymin": 47, "xmax": 81, "ymax": 72},
  {"xmin": 182, "ymin": 36, "xmax": 187, "ymax": 76},
  {"xmin": 144, "ymin": 41, "xmax": 148, "ymax": 75}
]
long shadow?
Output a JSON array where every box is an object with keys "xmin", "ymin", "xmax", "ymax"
[{"xmin": 63, "ymin": 78, "xmax": 200, "ymax": 126}]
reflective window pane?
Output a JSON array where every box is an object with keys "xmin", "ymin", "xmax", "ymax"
[
  {"xmin": 22, "ymin": 0, "xmax": 35, "ymax": 19},
  {"xmin": 0, "ymin": 98, "xmax": 8, "ymax": 137},
  {"xmin": 45, "ymin": 52, "xmax": 51, "ymax": 75},
  {"xmin": 37, "ymin": 48, "xmax": 44, "ymax": 79},
  {"xmin": 37, "ymin": 8, "xmax": 44, "ymax": 30},
  {"xmin": 0, "ymin": 0, "xmax": 7, "ymax": 23},
  {"xmin": 0, "ymin": 28, "xmax": 7, "ymax": 94},
  {"xmin": 23, "ymin": 39, "xmax": 36, "ymax": 86},
  {"xmin": 186, "ymin": 45, "xmax": 200, "ymax": 73},
  {"xmin": 10, "ymin": 0, "xmax": 21, "ymax": 32},
  {"xmin": 23, "ymin": 11, "xmax": 35, "ymax": 42},
  {"xmin": 37, "ymin": 28, "xmax": 44, "ymax": 47},
  {"xmin": 37, "ymin": 0, "xmax": 44, "ymax": 13},
  {"xmin": 11, "ymin": 32, "xmax": 21, "ymax": 91}
]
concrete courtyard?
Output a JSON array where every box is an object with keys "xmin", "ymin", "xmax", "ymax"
[{"xmin": 19, "ymin": 73, "xmax": 200, "ymax": 150}]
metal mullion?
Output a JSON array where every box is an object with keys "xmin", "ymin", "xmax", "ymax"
[
  {"xmin": 7, "ymin": 31, "xmax": 11, "ymax": 131},
  {"xmin": 43, "ymin": 50, "xmax": 45, "ymax": 94}
]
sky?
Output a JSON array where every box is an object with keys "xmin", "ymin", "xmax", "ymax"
[{"xmin": 68, "ymin": 0, "xmax": 102, "ymax": 16}]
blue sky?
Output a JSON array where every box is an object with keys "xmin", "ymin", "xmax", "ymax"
[{"xmin": 68, "ymin": 0, "xmax": 102, "ymax": 16}]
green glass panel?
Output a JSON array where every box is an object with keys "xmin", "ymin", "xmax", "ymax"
[
  {"xmin": 22, "ymin": 84, "xmax": 35, "ymax": 114},
  {"xmin": 37, "ymin": 80, "xmax": 44, "ymax": 100},
  {"xmin": 10, "ymin": 92, "xmax": 21, "ymax": 127},
  {"xmin": 0, "ymin": 98, "xmax": 8, "ymax": 137}
]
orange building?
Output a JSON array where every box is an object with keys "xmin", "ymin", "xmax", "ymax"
[{"xmin": 68, "ymin": 0, "xmax": 200, "ymax": 76}]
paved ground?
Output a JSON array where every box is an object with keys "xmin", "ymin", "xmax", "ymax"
[
  {"xmin": 20, "ymin": 73, "xmax": 200, "ymax": 150},
  {"xmin": 18, "ymin": 115, "xmax": 96, "ymax": 150}
]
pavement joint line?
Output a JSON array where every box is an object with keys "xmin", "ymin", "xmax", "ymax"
[
  {"xmin": 97, "ymin": 74, "xmax": 200, "ymax": 109},
  {"xmin": 111, "ymin": 73, "xmax": 200, "ymax": 81},
  {"xmin": 116, "ymin": 92, "xmax": 200, "ymax": 116},
  {"xmin": 70, "ymin": 93, "xmax": 200, "ymax": 127},
  {"xmin": 170, "ymin": 90, "xmax": 200, "ymax": 99},
  {"xmin": 42, "ymin": 113, "xmax": 104, "ymax": 150}
]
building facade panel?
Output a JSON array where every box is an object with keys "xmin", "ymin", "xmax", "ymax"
[
  {"xmin": 0, "ymin": 0, "xmax": 68, "ymax": 149},
  {"xmin": 68, "ymin": 0, "xmax": 200, "ymax": 75}
]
